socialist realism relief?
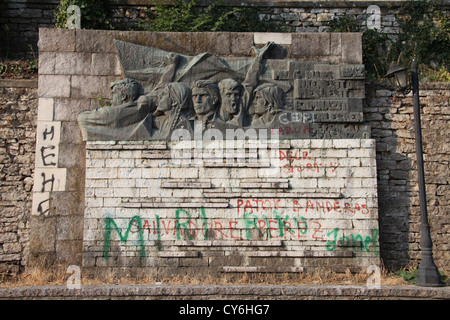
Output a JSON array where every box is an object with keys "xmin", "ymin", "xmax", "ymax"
[{"xmin": 78, "ymin": 40, "xmax": 370, "ymax": 141}]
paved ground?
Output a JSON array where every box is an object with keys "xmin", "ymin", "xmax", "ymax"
[{"xmin": 0, "ymin": 284, "xmax": 448, "ymax": 300}]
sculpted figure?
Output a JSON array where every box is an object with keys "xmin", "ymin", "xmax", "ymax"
[
  {"xmin": 78, "ymin": 78, "xmax": 154, "ymax": 141},
  {"xmin": 217, "ymin": 42, "xmax": 275, "ymax": 128},
  {"xmin": 152, "ymin": 82, "xmax": 192, "ymax": 139},
  {"xmin": 218, "ymin": 78, "xmax": 242, "ymax": 127},
  {"xmin": 251, "ymin": 83, "xmax": 286, "ymax": 128},
  {"xmin": 136, "ymin": 53, "xmax": 181, "ymax": 110},
  {"xmin": 190, "ymin": 80, "xmax": 221, "ymax": 130}
]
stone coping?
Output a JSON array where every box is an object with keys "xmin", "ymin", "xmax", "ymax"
[
  {"xmin": 0, "ymin": 79, "xmax": 38, "ymax": 88},
  {"xmin": 0, "ymin": 284, "xmax": 448, "ymax": 300}
]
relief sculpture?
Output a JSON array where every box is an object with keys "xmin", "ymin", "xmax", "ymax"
[{"xmin": 78, "ymin": 40, "xmax": 370, "ymax": 141}]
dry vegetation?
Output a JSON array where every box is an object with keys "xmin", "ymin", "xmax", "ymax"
[{"xmin": 0, "ymin": 263, "xmax": 412, "ymax": 288}]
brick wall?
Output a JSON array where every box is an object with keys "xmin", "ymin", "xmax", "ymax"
[{"xmin": 82, "ymin": 139, "xmax": 380, "ymax": 277}]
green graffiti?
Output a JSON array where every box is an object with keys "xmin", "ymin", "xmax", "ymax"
[
  {"xmin": 262, "ymin": 214, "xmax": 271, "ymax": 239},
  {"xmin": 274, "ymin": 211, "xmax": 294, "ymax": 239},
  {"xmin": 293, "ymin": 216, "xmax": 308, "ymax": 236},
  {"xmin": 243, "ymin": 212, "xmax": 266, "ymax": 240},
  {"xmin": 104, "ymin": 215, "xmax": 146, "ymax": 260},
  {"xmin": 175, "ymin": 209, "xmax": 192, "ymax": 240},
  {"xmin": 200, "ymin": 206, "xmax": 208, "ymax": 240},
  {"xmin": 155, "ymin": 214, "xmax": 161, "ymax": 251},
  {"xmin": 102, "ymin": 207, "xmax": 380, "ymax": 257},
  {"xmin": 326, "ymin": 227, "xmax": 379, "ymax": 255}
]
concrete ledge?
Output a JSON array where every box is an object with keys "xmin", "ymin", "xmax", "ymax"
[
  {"xmin": 0, "ymin": 284, "xmax": 448, "ymax": 300},
  {"xmin": 0, "ymin": 79, "xmax": 38, "ymax": 88}
]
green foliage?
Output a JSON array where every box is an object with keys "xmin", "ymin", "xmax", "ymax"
[
  {"xmin": 396, "ymin": 269, "xmax": 448, "ymax": 284},
  {"xmin": 325, "ymin": 16, "xmax": 360, "ymax": 33},
  {"xmin": 396, "ymin": 269, "xmax": 419, "ymax": 284},
  {"xmin": 138, "ymin": 0, "xmax": 287, "ymax": 32},
  {"xmin": 393, "ymin": 0, "xmax": 450, "ymax": 79},
  {"xmin": 54, "ymin": 0, "xmax": 114, "ymax": 30},
  {"xmin": 325, "ymin": 16, "xmax": 392, "ymax": 79},
  {"xmin": 326, "ymin": 0, "xmax": 450, "ymax": 81}
]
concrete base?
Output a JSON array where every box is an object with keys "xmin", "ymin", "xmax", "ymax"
[{"xmin": 1, "ymin": 284, "xmax": 448, "ymax": 300}]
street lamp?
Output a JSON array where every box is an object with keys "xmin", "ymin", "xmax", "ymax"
[{"xmin": 385, "ymin": 60, "xmax": 444, "ymax": 287}]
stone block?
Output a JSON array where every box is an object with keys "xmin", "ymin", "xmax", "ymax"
[
  {"xmin": 38, "ymin": 75, "xmax": 71, "ymax": 98},
  {"xmin": 170, "ymin": 167, "xmax": 199, "ymax": 179},
  {"xmin": 29, "ymin": 216, "xmax": 56, "ymax": 252},
  {"xmin": 38, "ymin": 28, "xmax": 75, "ymax": 52},
  {"xmin": 56, "ymin": 215, "xmax": 83, "ymax": 241},
  {"xmin": 37, "ymin": 98, "xmax": 54, "ymax": 121},
  {"xmin": 230, "ymin": 33, "xmax": 253, "ymax": 56},
  {"xmin": 190, "ymin": 32, "xmax": 231, "ymax": 56},
  {"xmin": 318, "ymin": 178, "xmax": 345, "ymax": 188},
  {"xmin": 75, "ymin": 29, "xmax": 116, "ymax": 53},
  {"xmin": 332, "ymin": 139, "xmax": 361, "ymax": 149},
  {"xmin": 254, "ymin": 32, "xmax": 292, "ymax": 45},
  {"xmin": 60, "ymin": 121, "xmax": 83, "ymax": 145},
  {"xmin": 341, "ymin": 33, "xmax": 363, "ymax": 64},
  {"xmin": 70, "ymin": 75, "xmax": 117, "ymax": 99},
  {"xmin": 58, "ymin": 144, "xmax": 85, "ymax": 168},
  {"xmin": 118, "ymin": 167, "xmax": 142, "ymax": 179},
  {"xmin": 86, "ymin": 168, "xmax": 117, "ymax": 179},
  {"xmin": 55, "ymin": 240, "xmax": 83, "ymax": 265},
  {"xmin": 54, "ymin": 52, "xmax": 91, "ymax": 75},
  {"xmin": 91, "ymin": 53, "xmax": 122, "ymax": 76},
  {"xmin": 53, "ymin": 98, "xmax": 91, "ymax": 122},
  {"xmin": 291, "ymin": 33, "xmax": 331, "ymax": 59},
  {"xmin": 38, "ymin": 52, "xmax": 55, "ymax": 75},
  {"xmin": 33, "ymin": 168, "xmax": 67, "ymax": 192},
  {"xmin": 348, "ymin": 148, "xmax": 375, "ymax": 158}
]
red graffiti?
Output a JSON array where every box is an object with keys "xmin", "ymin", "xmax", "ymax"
[
  {"xmin": 279, "ymin": 150, "xmax": 341, "ymax": 174},
  {"xmin": 275, "ymin": 125, "xmax": 312, "ymax": 136},
  {"xmin": 237, "ymin": 198, "xmax": 281, "ymax": 214}
]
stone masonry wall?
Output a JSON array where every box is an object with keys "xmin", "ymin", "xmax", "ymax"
[
  {"xmin": 365, "ymin": 82, "xmax": 450, "ymax": 269},
  {"xmin": 0, "ymin": 79, "xmax": 37, "ymax": 275},
  {"xmin": 2, "ymin": 1, "xmax": 450, "ymax": 56},
  {"xmin": 82, "ymin": 139, "xmax": 380, "ymax": 277},
  {"xmin": 0, "ymin": 28, "xmax": 448, "ymax": 276}
]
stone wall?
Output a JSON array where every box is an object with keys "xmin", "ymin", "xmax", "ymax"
[
  {"xmin": 30, "ymin": 29, "xmax": 370, "ymax": 275},
  {"xmin": 83, "ymin": 139, "xmax": 380, "ymax": 277},
  {"xmin": 0, "ymin": 79, "xmax": 37, "ymax": 274},
  {"xmin": 0, "ymin": 28, "xmax": 448, "ymax": 276},
  {"xmin": 2, "ymin": 1, "xmax": 449, "ymax": 56},
  {"xmin": 365, "ymin": 82, "xmax": 450, "ymax": 269}
]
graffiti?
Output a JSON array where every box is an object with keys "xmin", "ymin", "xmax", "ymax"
[
  {"xmin": 102, "ymin": 206, "xmax": 379, "ymax": 258},
  {"xmin": 325, "ymin": 228, "xmax": 379, "ymax": 255},
  {"xmin": 237, "ymin": 198, "xmax": 369, "ymax": 215},
  {"xmin": 279, "ymin": 150, "xmax": 341, "ymax": 174},
  {"xmin": 40, "ymin": 172, "xmax": 55, "ymax": 192},
  {"xmin": 104, "ymin": 215, "xmax": 146, "ymax": 260},
  {"xmin": 276, "ymin": 125, "xmax": 312, "ymax": 136},
  {"xmin": 32, "ymin": 121, "xmax": 67, "ymax": 216}
]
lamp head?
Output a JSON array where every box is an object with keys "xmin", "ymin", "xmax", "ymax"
[{"xmin": 385, "ymin": 63, "xmax": 409, "ymax": 91}]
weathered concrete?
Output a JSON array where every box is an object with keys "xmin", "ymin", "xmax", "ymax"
[{"xmin": 0, "ymin": 284, "xmax": 448, "ymax": 300}]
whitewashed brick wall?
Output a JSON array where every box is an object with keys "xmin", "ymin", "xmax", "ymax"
[{"xmin": 82, "ymin": 139, "xmax": 380, "ymax": 276}]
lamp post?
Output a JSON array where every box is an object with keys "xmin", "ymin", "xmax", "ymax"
[{"xmin": 385, "ymin": 60, "xmax": 443, "ymax": 287}]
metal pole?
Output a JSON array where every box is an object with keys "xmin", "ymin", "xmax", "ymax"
[{"xmin": 411, "ymin": 60, "xmax": 443, "ymax": 287}]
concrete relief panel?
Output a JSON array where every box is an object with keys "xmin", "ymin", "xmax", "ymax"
[
  {"xmin": 77, "ymin": 40, "xmax": 369, "ymax": 141},
  {"xmin": 34, "ymin": 30, "xmax": 379, "ymax": 276}
]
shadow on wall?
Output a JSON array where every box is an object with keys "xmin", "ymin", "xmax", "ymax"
[{"xmin": 365, "ymin": 82, "xmax": 412, "ymax": 270}]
